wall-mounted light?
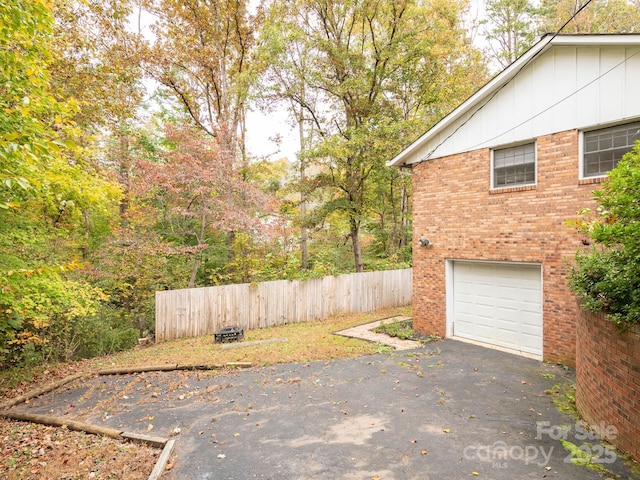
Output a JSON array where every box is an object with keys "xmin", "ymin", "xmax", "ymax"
[{"xmin": 418, "ymin": 237, "xmax": 432, "ymax": 247}]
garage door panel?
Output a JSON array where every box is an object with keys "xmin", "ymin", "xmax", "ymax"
[
  {"xmin": 521, "ymin": 326, "xmax": 541, "ymax": 337},
  {"xmin": 474, "ymin": 327, "xmax": 497, "ymax": 343},
  {"xmin": 496, "ymin": 319, "xmax": 518, "ymax": 331},
  {"xmin": 474, "ymin": 285, "xmax": 498, "ymax": 297},
  {"xmin": 520, "ymin": 312, "xmax": 542, "ymax": 332},
  {"xmin": 452, "ymin": 262, "xmax": 542, "ymax": 358}
]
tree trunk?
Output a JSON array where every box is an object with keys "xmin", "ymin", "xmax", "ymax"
[
  {"xmin": 188, "ymin": 258, "xmax": 200, "ymax": 288},
  {"xmin": 117, "ymin": 132, "xmax": 130, "ymax": 225},
  {"xmin": 350, "ymin": 219, "xmax": 364, "ymax": 272},
  {"xmin": 298, "ymin": 103, "xmax": 308, "ymax": 270},
  {"xmin": 400, "ymin": 184, "xmax": 410, "ymax": 248},
  {"xmin": 82, "ymin": 209, "xmax": 91, "ymax": 259},
  {"xmin": 189, "ymin": 192, "xmax": 207, "ymax": 288},
  {"xmin": 390, "ymin": 177, "xmax": 398, "ymax": 254}
]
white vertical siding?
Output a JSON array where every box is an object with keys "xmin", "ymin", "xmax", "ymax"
[{"xmin": 413, "ymin": 44, "xmax": 640, "ymax": 161}]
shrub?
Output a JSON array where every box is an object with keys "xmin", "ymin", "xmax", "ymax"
[
  {"xmin": 0, "ymin": 270, "xmax": 139, "ymax": 368},
  {"xmin": 568, "ymin": 143, "xmax": 640, "ymax": 331}
]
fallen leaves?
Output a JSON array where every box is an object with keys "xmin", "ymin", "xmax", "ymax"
[{"xmin": 0, "ymin": 418, "xmax": 157, "ymax": 479}]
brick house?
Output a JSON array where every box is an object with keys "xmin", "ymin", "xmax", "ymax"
[{"xmin": 388, "ymin": 34, "xmax": 640, "ymax": 365}]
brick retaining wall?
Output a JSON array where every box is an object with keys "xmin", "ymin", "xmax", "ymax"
[{"xmin": 576, "ymin": 308, "xmax": 640, "ymax": 461}]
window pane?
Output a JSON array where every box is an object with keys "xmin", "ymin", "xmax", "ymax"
[
  {"xmin": 584, "ymin": 122, "xmax": 640, "ymax": 177},
  {"xmin": 493, "ymin": 143, "xmax": 535, "ymax": 188},
  {"xmin": 599, "ymin": 134, "xmax": 612, "ymax": 150},
  {"xmin": 603, "ymin": 160, "xmax": 615, "ymax": 171},
  {"xmin": 613, "ymin": 132, "xmax": 627, "ymax": 148}
]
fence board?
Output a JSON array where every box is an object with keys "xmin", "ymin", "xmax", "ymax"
[{"xmin": 155, "ymin": 268, "xmax": 412, "ymax": 342}]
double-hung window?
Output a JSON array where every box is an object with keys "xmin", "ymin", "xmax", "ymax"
[
  {"xmin": 493, "ymin": 142, "xmax": 536, "ymax": 188},
  {"xmin": 583, "ymin": 122, "xmax": 640, "ymax": 178}
]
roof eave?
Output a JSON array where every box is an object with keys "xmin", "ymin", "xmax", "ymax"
[{"xmin": 387, "ymin": 35, "xmax": 557, "ymax": 167}]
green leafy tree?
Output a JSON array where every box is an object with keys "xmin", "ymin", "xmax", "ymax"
[
  {"xmin": 50, "ymin": 0, "xmax": 143, "ymax": 133},
  {"xmin": 0, "ymin": 0, "xmax": 129, "ymax": 366},
  {"xmin": 568, "ymin": 143, "xmax": 640, "ymax": 330},
  {"xmin": 263, "ymin": 0, "xmax": 487, "ymax": 272},
  {"xmin": 481, "ymin": 0, "xmax": 540, "ymax": 69},
  {"xmin": 0, "ymin": 0, "xmax": 75, "ymax": 210},
  {"xmin": 538, "ymin": 0, "xmax": 640, "ymax": 34}
]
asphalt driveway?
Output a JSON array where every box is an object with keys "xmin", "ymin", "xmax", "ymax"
[{"xmin": 20, "ymin": 340, "xmax": 640, "ymax": 479}]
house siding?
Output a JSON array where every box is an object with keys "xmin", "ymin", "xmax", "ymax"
[
  {"xmin": 412, "ymin": 129, "xmax": 600, "ymax": 366},
  {"xmin": 408, "ymin": 44, "xmax": 640, "ymax": 163}
]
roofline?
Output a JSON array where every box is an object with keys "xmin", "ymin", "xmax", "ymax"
[{"xmin": 387, "ymin": 33, "xmax": 640, "ymax": 167}]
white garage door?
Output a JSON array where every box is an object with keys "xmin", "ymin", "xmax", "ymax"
[{"xmin": 452, "ymin": 261, "xmax": 542, "ymax": 358}]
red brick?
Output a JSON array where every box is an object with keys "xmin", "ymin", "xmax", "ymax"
[
  {"xmin": 575, "ymin": 310, "xmax": 640, "ymax": 462},
  {"xmin": 412, "ymin": 130, "xmax": 588, "ymax": 366}
]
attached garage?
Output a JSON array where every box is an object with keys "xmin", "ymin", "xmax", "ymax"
[{"xmin": 447, "ymin": 261, "xmax": 543, "ymax": 359}]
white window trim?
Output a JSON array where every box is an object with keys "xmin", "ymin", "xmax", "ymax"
[
  {"xmin": 490, "ymin": 140, "xmax": 537, "ymax": 190},
  {"xmin": 577, "ymin": 130, "xmax": 607, "ymax": 181},
  {"xmin": 580, "ymin": 119, "xmax": 640, "ymax": 180}
]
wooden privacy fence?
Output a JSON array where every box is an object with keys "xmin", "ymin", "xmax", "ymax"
[{"xmin": 155, "ymin": 268, "xmax": 412, "ymax": 342}]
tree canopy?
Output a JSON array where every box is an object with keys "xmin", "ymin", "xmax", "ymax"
[
  {"xmin": 2, "ymin": 0, "xmax": 639, "ymax": 367},
  {"xmin": 260, "ymin": 0, "xmax": 486, "ymax": 271}
]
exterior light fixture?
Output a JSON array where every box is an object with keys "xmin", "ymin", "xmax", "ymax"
[{"xmin": 418, "ymin": 237, "xmax": 432, "ymax": 247}]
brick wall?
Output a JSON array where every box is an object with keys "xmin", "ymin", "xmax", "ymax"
[
  {"xmin": 411, "ymin": 129, "xmax": 602, "ymax": 365},
  {"xmin": 576, "ymin": 309, "xmax": 640, "ymax": 461}
]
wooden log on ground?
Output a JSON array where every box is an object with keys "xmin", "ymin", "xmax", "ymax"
[
  {"xmin": 1, "ymin": 410, "xmax": 123, "ymax": 439},
  {"xmin": 98, "ymin": 362, "xmax": 250, "ymax": 375},
  {"xmin": 148, "ymin": 438, "xmax": 176, "ymax": 480},
  {"xmin": 175, "ymin": 364, "xmax": 225, "ymax": 371},
  {"xmin": 0, "ymin": 372, "xmax": 87, "ymax": 410},
  {"xmin": 96, "ymin": 364, "xmax": 178, "ymax": 375},
  {"xmin": 225, "ymin": 362, "xmax": 253, "ymax": 368},
  {"xmin": 121, "ymin": 431, "xmax": 168, "ymax": 448}
]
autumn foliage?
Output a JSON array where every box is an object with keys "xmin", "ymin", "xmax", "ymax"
[{"xmin": 3, "ymin": 0, "xmax": 637, "ymax": 369}]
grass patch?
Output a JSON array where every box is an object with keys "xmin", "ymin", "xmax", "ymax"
[
  {"xmin": 1, "ymin": 306, "xmax": 412, "ymax": 397},
  {"xmin": 373, "ymin": 317, "xmax": 438, "ymax": 343},
  {"xmin": 89, "ymin": 306, "xmax": 411, "ymax": 371},
  {"xmin": 374, "ymin": 319, "xmax": 415, "ymax": 340},
  {"xmin": 546, "ymin": 383, "xmax": 579, "ymax": 418},
  {"xmin": 561, "ymin": 440, "xmax": 620, "ymax": 478}
]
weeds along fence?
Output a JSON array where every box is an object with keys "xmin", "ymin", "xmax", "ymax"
[{"xmin": 155, "ymin": 268, "xmax": 412, "ymax": 342}]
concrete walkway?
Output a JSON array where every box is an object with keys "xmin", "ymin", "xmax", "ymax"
[{"xmin": 334, "ymin": 316, "xmax": 422, "ymax": 350}]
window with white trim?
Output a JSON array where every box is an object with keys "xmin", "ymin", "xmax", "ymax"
[
  {"xmin": 493, "ymin": 142, "xmax": 536, "ymax": 188},
  {"xmin": 583, "ymin": 122, "xmax": 640, "ymax": 177}
]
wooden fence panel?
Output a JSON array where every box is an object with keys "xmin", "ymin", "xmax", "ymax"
[{"xmin": 155, "ymin": 268, "xmax": 412, "ymax": 342}]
